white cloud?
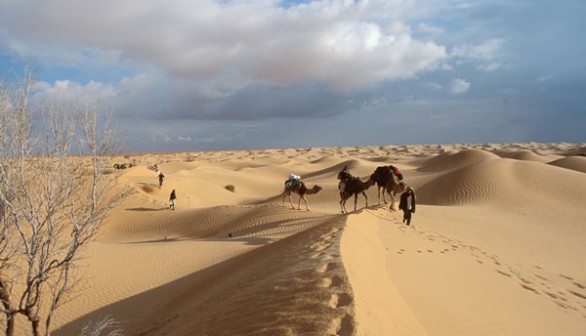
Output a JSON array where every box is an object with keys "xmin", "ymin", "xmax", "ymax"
[
  {"xmin": 418, "ymin": 22, "xmax": 444, "ymax": 36},
  {"xmin": 449, "ymin": 78, "xmax": 470, "ymax": 95},
  {"xmin": 32, "ymin": 79, "xmax": 116, "ymax": 104},
  {"xmin": 452, "ymin": 38, "xmax": 504, "ymax": 72},
  {"xmin": 2, "ymin": 0, "xmax": 448, "ymax": 92}
]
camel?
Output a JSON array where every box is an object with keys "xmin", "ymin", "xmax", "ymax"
[
  {"xmin": 385, "ymin": 174, "xmax": 406, "ymax": 211},
  {"xmin": 371, "ymin": 166, "xmax": 393, "ymax": 204},
  {"xmin": 371, "ymin": 166, "xmax": 406, "ymax": 209},
  {"xmin": 282, "ymin": 180, "xmax": 322, "ymax": 211},
  {"xmin": 338, "ymin": 173, "xmax": 376, "ymax": 214}
]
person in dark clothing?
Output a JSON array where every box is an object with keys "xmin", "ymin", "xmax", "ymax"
[
  {"xmin": 169, "ymin": 189, "xmax": 176, "ymax": 210},
  {"xmin": 399, "ymin": 186, "xmax": 416, "ymax": 225},
  {"xmin": 337, "ymin": 165, "xmax": 351, "ymax": 193},
  {"xmin": 158, "ymin": 171, "xmax": 165, "ymax": 188}
]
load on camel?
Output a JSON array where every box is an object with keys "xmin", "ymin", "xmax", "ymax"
[{"xmin": 281, "ymin": 174, "xmax": 322, "ymax": 211}]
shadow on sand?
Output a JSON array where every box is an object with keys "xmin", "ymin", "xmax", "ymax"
[{"xmin": 125, "ymin": 207, "xmax": 168, "ymax": 211}]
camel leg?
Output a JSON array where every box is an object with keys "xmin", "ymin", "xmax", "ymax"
[
  {"xmin": 389, "ymin": 191, "xmax": 396, "ymax": 211},
  {"xmin": 288, "ymin": 194, "xmax": 295, "ymax": 209},
  {"xmin": 378, "ymin": 186, "xmax": 388, "ymax": 205},
  {"xmin": 354, "ymin": 194, "xmax": 358, "ymax": 212},
  {"xmin": 389, "ymin": 192, "xmax": 396, "ymax": 211},
  {"xmin": 362, "ymin": 191, "xmax": 368, "ymax": 209},
  {"xmin": 299, "ymin": 195, "xmax": 309, "ymax": 211}
]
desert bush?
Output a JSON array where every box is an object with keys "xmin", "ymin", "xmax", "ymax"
[{"xmin": 0, "ymin": 70, "xmax": 126, "ymax": 336}]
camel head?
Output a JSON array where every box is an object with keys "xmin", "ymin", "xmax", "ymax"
[
  {"xmin": 309, "ymin": 185, "xmax": 322, "ymax": 194},
  {"xmin": 398, "ymin": 182, "xmax": 406, "ymax": 193}
]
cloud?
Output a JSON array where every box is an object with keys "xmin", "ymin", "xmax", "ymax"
[
  {"xmin": 2, "ymin": 0, "xmax": 447, "ymax": 92},
  {"xmin": 418, "ymin": 22, "xmax": 444, "ymax": 36},
  {"xmin": 32, "ymin": 79, "xmax": 116, "ymax": 104},
  {"xmin": 2, "ymin": 0, "xmax": 584, "ymax": 152},
  {"xmin": 449, "ymin": 78, "xmax": 470, "ymax": 95},
  {"xmin": 452, "ymin": 38, "xmax": 504, "ymax": 72}
]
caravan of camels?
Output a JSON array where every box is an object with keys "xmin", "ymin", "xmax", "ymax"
[{"xmin": 282, "ymin": 165, "xmax": 405, "ymax": 213}]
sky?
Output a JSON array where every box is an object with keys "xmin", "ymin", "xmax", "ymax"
[{"xmin": 0, "ymin": 0, "xmax": 584, "ymax": 152}]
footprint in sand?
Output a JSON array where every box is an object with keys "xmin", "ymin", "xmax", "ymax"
[
  {"xmin": 568, "ymin": 290, "xmax": 586, "ymax": 301},
  {"xmin": 327, "ymin": 291, "xmax": 352, "ymax": 309},
  {"xmin": 328, "ymin": 293, "xmax": 340, "ymax": 308},
  {"xmin": 520, "ymin": 283, "xmax": 539, "ymax": 294},
  {"xmin": 310, "ymin": 252, "xmax": 328, "ymax": 259},
  {"xmin": 315, "ymin": 262, "xmax": 338, "ymax": 274},
  {"xmin": 330, "ymin": 314, "xmax": 354, "ymax": 336},
  {"xmin": 311, "ymin": 242, "xmax": 332, "ymax": 252},
  {"xmin": 319, "ymin": 275, "xmax": 344, "ymax": 289}
]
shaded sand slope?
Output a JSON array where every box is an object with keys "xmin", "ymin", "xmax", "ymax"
[
  {"xmin": 58, "ymin": 210, "xmax": 353, "ymax": 336},
  {"xmin": 126, "ymin": 216, "xmax": 353, "ymax": 336},
  {"xmin": 548, "ymin": 156, "xmax": 586, "ymax": 173}
]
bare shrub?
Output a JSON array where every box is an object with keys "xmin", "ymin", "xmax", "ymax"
[{"xmin": 0, "ymin": 70, "xmax": 127, "ymax": 335}]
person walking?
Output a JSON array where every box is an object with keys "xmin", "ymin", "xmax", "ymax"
[
  {"xmin": 158, "ymin": 171, "xmax": 165, "ymax": 188},
  {"xmin": 169, "ymin": 189, "xmax": 177, "ymax": 210},
  {"xmin": 399, "ymin": 186, "xmax": 416, "ymax": 225}
]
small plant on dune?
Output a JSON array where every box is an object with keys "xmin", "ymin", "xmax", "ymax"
[
  {"xmin": 225, "ymin": 185, "xmax": 235, "ymax": 192},
  {"xmin": 142, "ymin": 185, "xmax": 155, "ymax": 193}
]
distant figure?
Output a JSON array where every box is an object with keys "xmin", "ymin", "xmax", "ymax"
[
  {"xmin": 169, "ymin": 189, "xmax": 176, "ymax": 210},
  {"xmin": 337, "ymin": 165, "xmax": 351, "ymax": 193},
  {"xmin": 389, "ymin": 165, "xmax": 403, "ymax": 181},
  {"xmin": 158, "ymin": 171, "xmax": 165, "ymax": 188},
  {"xmin": 399, "ymin": 186, "xmax": 416, "ymax": 225}
]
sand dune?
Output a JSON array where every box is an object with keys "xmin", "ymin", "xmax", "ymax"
[
  {"xmin": 548, "ymin": 156, "xmax": 586, "ymax": 173},
  {"xmin": 41, "ymin": 142, "xmax": 586, "ymax": 336}
]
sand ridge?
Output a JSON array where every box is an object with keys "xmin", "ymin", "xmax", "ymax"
[{"xmin": 44, "ymin": 142, "xmax": 586, "ymax": 336}]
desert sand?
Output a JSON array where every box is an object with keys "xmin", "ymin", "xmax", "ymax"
[{"xmin": 47, "ymin": 142, "xmax": 586, "ymax": 336}]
